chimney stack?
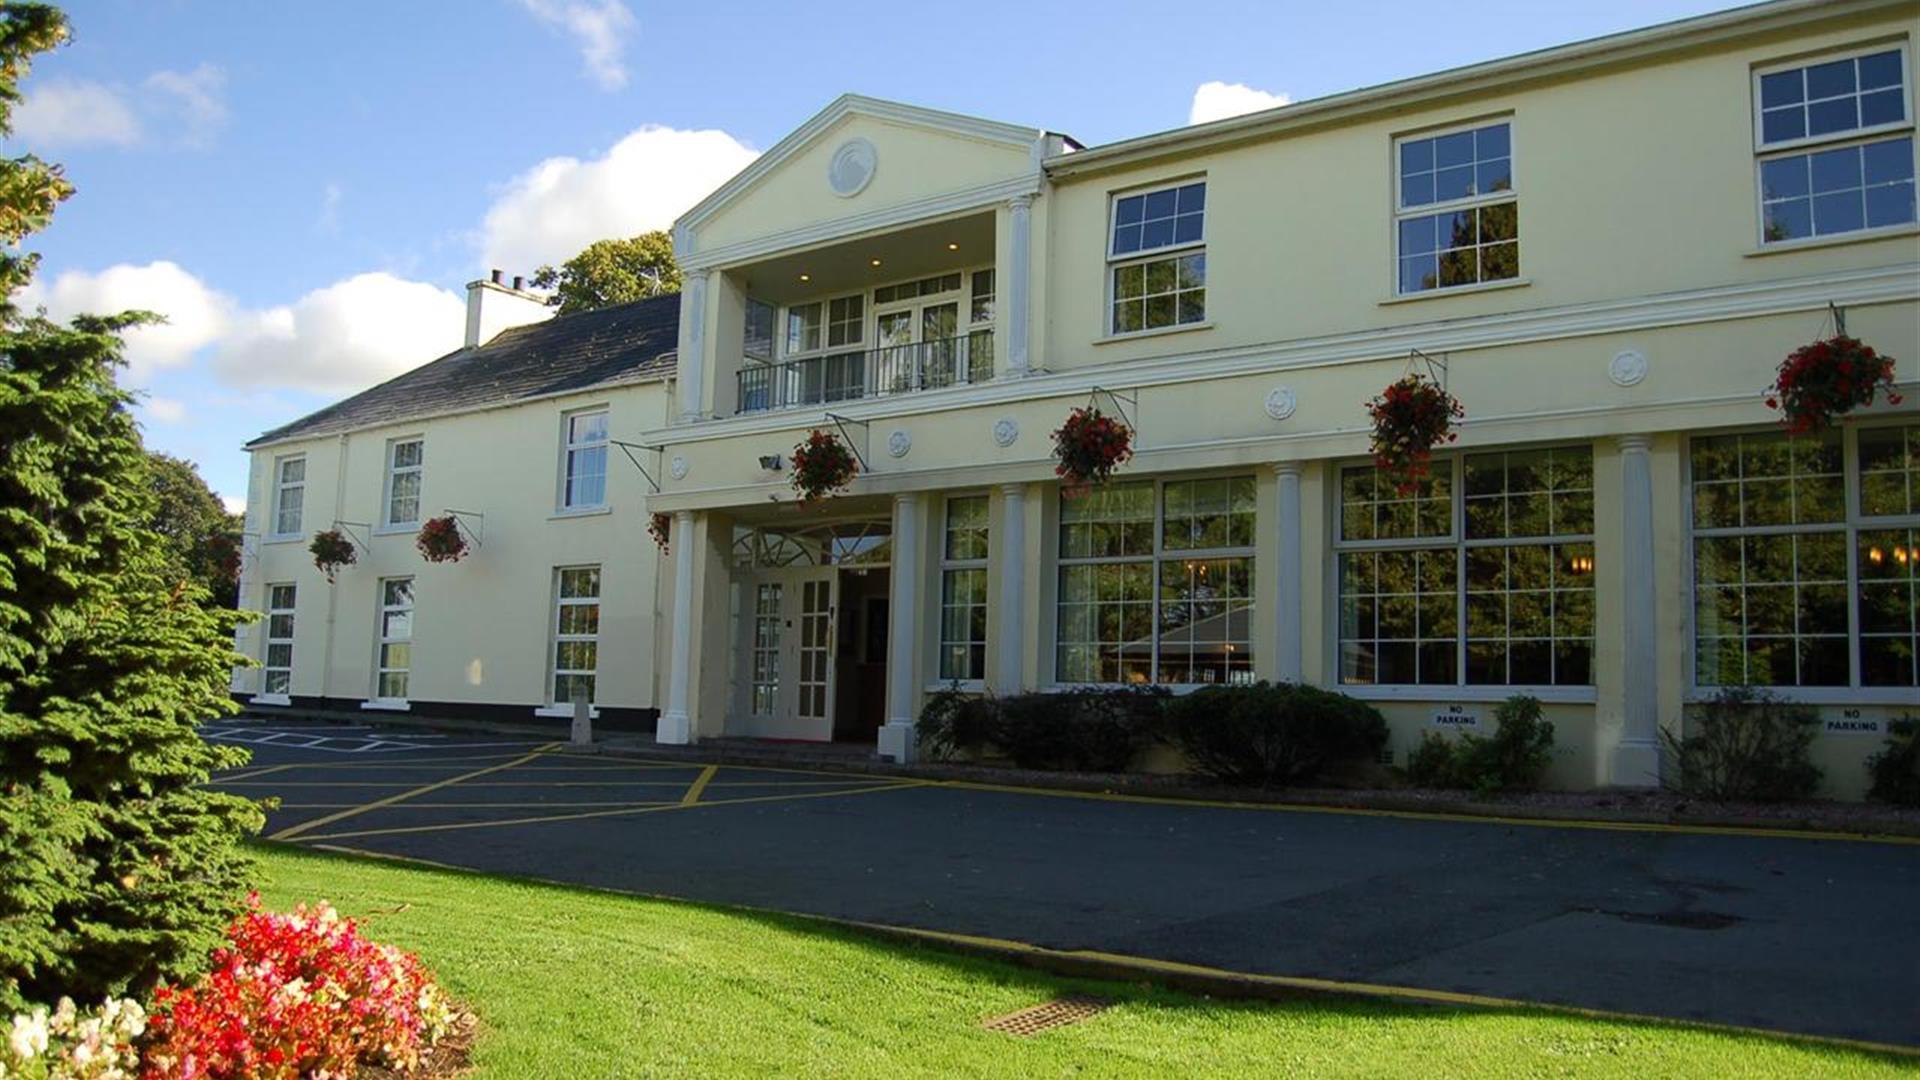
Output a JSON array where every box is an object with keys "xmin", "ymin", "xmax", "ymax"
[{"xmin": 464, "ymin": 270, "xmax": 551, "ymax": 348}]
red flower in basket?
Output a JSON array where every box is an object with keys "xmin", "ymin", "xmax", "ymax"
[
  {"xmin": 790, "ymin": 429, "xmax": 859, "ymax": 505},
  {"xmin": 416, "ymin": 515, "xmax": 469, "ymax": 563},
  {"xmin": 648, "ymin": 511, "xmax": 672, "ymax": 554},
  {"xmin": 308, "ymin": 528, "xmax": 357, "ymax": 583},
  {"xmin": 1053, "ymin": 406, "xmax": 1134, "ymax": 497},
  {"xmin": 1367, "ymin": 374, "xmax": 1464, "ymax": 495},
  {"xmin": 1766, "ymin": 334, "xmax": 1901, "ymax": 435}
]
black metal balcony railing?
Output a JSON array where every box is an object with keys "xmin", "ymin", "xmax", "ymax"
[{"xmin": 737, "ymin": 330, "xmax": 994, "ymax": 414}]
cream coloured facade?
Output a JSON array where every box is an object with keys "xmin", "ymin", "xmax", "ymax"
[{"xmin": 242, "ymin": 0, "xmax": 1919, "ymax": 796}]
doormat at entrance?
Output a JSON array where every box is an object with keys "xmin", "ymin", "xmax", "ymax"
[{"xmin": 981, "ymin": 995, "xmax": 1111, "ymax": 1037}]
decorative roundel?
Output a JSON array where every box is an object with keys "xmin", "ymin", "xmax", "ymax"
[
  {"xmin": 1264, "ymin": 386, "xmax": 1298, "ymax": 421},
  {"xmin": 827, "ymin": 138, "xmax": 877, "ymax": 198},
  {"xmin": 1609, "ymin": 349, "xmax": 1649, "ymax": 387},
  {"xmin": 669, "ymin": 455, "xmax": 689, "ymax": 481},
  {"xmin": 887, "ymin": 429, "xmax": 911, "ymax": 458},
  {"xmin": 992, "ymin": 418, "xmax": 1019, "ymax": 448}
]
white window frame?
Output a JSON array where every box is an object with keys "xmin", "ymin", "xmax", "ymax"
[
  {"xmin": 270, "ymin": 454, "xmax": 306, "ymax": 539},
  {"xmin": 1104, "ymin": 177, "xmax": 1208, "ymax": 338},
  {"xmin": 1329, "ymin": 447, "xmax": 1599, "ymax": 702},
  {"xmin": 559, "ymin": 408, "xmax": 610, "ymax": 512},
  {"xmin": 1684, "ymin": 421, "xmax": 1920, "ymax": 705},
  {"xmin": 939, "ymin": 494, "xmax": 990, "ymax": 685},
  {"xmin": 258, "ymin": 583, "xmax": 296, "ymax": 703},
  {"xmin": 381, "ymin": 437, "xmax": 424, "ymax": 529},
  {"xmin": 548, "ymin": 565, "xmax": 602, "ymax": 709},
  {"xmin": 1051, "ymin": 474, "xmax": 1256, "ymax": 688},
  {"xmin": 1751, "ymin": 42, "xmax": 1917, "ymax": 248},
  {"xmin": 1391, "ymin": 116, "xmax": 1519, "ymax": 297},
  {"xmin": 366, "ymin": 576, "xmax": 413, "ymax": 708}
]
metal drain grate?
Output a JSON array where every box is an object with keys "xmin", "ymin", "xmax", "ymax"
[{"xmin": 982, "ymin": 995, "xmax": 1111, "ymax": 1037}]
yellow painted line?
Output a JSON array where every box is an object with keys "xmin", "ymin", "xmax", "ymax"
[
  {"xmin": 270, "ymin": 743, "xmax": 561, "ymax": 840},
  {"xmin": 261, "ymin": 757, "xmax": 697, "ymax": 771},
  {"xmin": 280, "ymin": 801, "xmax": 679, "ymax": 810},
  {"xmin": 295, "ymin": 843, "xmax": 1920, "ymax": 1061},
  {"xmin": 210, "ymin": 763, "xmax": 297, "ymax": 784},
  {"xmin": 681, "ymin": 765, "xmax": 718, "ymax": 806},
  {"xmin": 928, "ymin": 779, "xmax": 1920, "ymax": 846},
  {"xmin": 284, "ymin": 780, "xmax": 929, "ymax": 843},
  {"xmin": 228, "ymin": 780, "xmax": 728, "ymax": 788}
]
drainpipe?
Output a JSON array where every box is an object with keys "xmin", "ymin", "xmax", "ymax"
[{"xmin": 319, "ymin": 432, "xmax": 349, "ymax": 706}]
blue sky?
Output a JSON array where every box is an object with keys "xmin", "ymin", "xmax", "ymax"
[{"xmin": 11, "ymin": 0, "xmax": 1737, "ymax": 508}]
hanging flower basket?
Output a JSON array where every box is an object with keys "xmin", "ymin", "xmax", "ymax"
[
  {"xmin": 648, "ymin": 512, "xmax": 672, "ymax": 554},
  {"xmin": 1766, "ymin": 334, "xmax": 1902, "ymax": 436},
  {"xmin": 309, "ymin": 528, "xmax": 357, "ymax": 583},
  {"xmin": 1367, "ymin": 374, "xmax": 1464, "ymax": 495},
  {"xmin": 415, "ymin": 514, "xmax": 469, "ymax": 563},
  {"xmin": 790, "ymin": 429, "xmax": 859, "ymax": 505},
  {"xmin": 1052, "ymin": 406, "xmax": 1133, "ymax": 497}
]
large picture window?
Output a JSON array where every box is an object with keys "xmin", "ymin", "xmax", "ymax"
[
  {"xmin": 551, "ymin": 566, "xmax": 601, "ymax": 705},
  {"xmin": 1107, "ymin": 181, "xmax": 1206, "ymax": 335},
  {"xmin": 1691, "ymin": 424, "xmax": 1918, "ymax": 689},
  {"xmin": 1755, "ymin": 46, "xmax": 1915, "ymax": 244},
  {"xmin": 939, "ymin": 495, "xmax": 990, "ymax": 681},
  {"xmin": 1336, "ymin": 445, "xmax": 1595, "ymax": 687},
  {"xmin": 1395, "ymin": 121, "xmax": 1518, "ymax": 294},
  {"xmin": 1056, "ymin": 477, "xmax": 1253, "ymax": 685}
]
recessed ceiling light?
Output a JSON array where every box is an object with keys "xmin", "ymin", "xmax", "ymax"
[
  {"xmin": 947, "ymin": 243, "xmax": 959, "ymax": 251},
  {"xmin": 799, "ymin": 273, "xmax": 810, "ymax": 282},
  {"xmin": 870, "ymin": 258, "xmax": 882, "ymax": 267}
]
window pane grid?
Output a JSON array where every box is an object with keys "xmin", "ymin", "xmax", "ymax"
[
  {"xmin": 940, "ymin": 495, "xmax": 991, "ymax": 681},
  {"xmin": 564, "ymin": 411, "xmax": 609, "ymax": 509},
  {"xmin": 273, "ymin": 455, "xmax": 305, "ymax": 536},
  {"xmin": 386, "ymin": 439, "xmax": 423, "ymax": 526},
  {"xmin": 1397, "ymin": 202, "xmax": 1519, "ymax": 294},
  {"xmin": 263, "ymin": 583, "xmax": 296, "ymax": 694},
  {"xmin": 1111, "ymin": 253, "xmax": 1205, "ymax": 334},
  {"xmin": 1760, "ymin": 135, "xmax": 1916, "ymax": 243},
  {"xmin": 374, "ymin": 577, "xmax": 413, "ymax": 701},
  {"xmin": 1111, "ymin": 182, "xmax": 1205, "ymax": 258},
  {"xmin": 1758, "ymin": 49, "xmax": 1908, "ymax": 147},
  {"xmin": 553, "ymin": 567, "xmax": 601, "ymax": 705}
]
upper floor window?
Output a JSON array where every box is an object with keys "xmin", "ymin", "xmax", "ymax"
[
  {"xmin": 1395, "ymin": 121, "xmax": 1518, "ymax": 295},
  {"xmin": 969, "ymin": 269, "xmax": 995, "ymax": 325},
  {"xmin": 561, "ymin": 410, "xmax": 608, "ymax": 510},
  {"xmin": 1755, "ymin": 46, "xmax": 1915, "ymax": 244},
  {"xmin": 785, "ymin": 302, "xmax": 822, "ymax": 354},
  {"xmin": 384, "ymin": 438, "xmax": 423, "ymax": 527},
  {"xmin": 827, "ymin": 296, "xmax": 863, "ymax": 348},
  {"xmin": 271, "ymin": 455, "xmax": 305, "ymax": 537},
  {"xmin": 744, "ymin": 298, "xmax": 775, "ymax": 360},
  {"xmin": 1108, "ymin": 181, "xmax": 1207, "ymax": 335}
]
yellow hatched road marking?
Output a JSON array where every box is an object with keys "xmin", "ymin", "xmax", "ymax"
[
  {"xmin": 681, "ymin": 765, "xmax": 718, "ymax": 806},
  {"xmin": 213, "ymin": 763, "xmax": 297, "ymax": 784},
  {"xmin": 270, "ymin": 743, "xmax": 561, "ymax": 840},
  {"xmin": 283, "ymin": 780, "xmax": 929, "ymax": 843},
  {"xmin": 280, "ymin": 801, "xmax": 680, "ymax": 810}
]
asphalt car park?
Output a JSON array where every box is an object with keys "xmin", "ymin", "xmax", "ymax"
[{"xmin": 208, "ymin": 719, "xmax": 1920, "ymax": 1050}]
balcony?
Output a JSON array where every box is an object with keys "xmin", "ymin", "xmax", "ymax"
[{"xmin": 737, "ymin": 329, "xmax": 994, "ymax": 414}]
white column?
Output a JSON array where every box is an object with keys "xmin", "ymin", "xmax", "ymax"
[
  {"xmin": 657, "ymin": 509, "xmax": 697, "ymax": 744},
  {"xmin": 1273, "ymin": 462, "xmax": 1304, "ymax": 684},
  {"xmin": 677, "ymin": 271, "xmax": 709, "ymax": 424},
  {"xmin": 994, "ymin": 483, "xmax": 1028, "ymax": 693},
  {"xmin": 1004, "ymin": 194, "xmax": 1034, "ymax": 378},
  {"xmin": 878, "ymin": 493, "xmax": 922, "ymax": 763},
  {"xmin": 1611, "ymin": 436, "xmax": 1660, "ymax": 787}
]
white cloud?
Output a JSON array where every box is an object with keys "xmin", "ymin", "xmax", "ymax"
[
  {"xmin": 144, "ymin": 64, "xmax": 228, "ymax": 146},
  {"xmin": 1188, "ymin": 81, "xmax": 1292, "ymax": 125},
  {"xmin": 12, "ymin": 78, "xmax": 141, "ymax": 147},
  {"xmin": 144, "ymin": 396, "xmax": 188, "ymax": 423},
  {"xmin": 24, "ymin": 260, "xmax": 232, "ymax": 378},
  {"xmin": 214, "ymin": 272, "xmax": 466, "ymax": 394},
  {"xmin": 517, "ymin": 0, "xmax": 636, "ymax": 91},
  {"xmin": 479, "ymin": 124, "xmax": 758, "ymax": 273},
  {"xmin": 219, "ymin": 493, "xmax": 247, "ymax": 515},
  {"xmin": 315, "ymin": 182, "xmax": 344, "ymax": 235}
]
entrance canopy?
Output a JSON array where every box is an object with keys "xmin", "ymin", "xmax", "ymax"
[{"xmin": 732, "ymin": 517, "xmax": 892, "ymax": 570}]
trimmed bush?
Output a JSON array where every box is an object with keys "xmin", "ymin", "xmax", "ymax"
[
  {"xmin": 992, "ymin": 688, "xmax": 1165, "ymax": 772},
  {"xmin": 1158, "ymin": 682, "xmax": 1387, "ymax": 787},
  {"xmin": 1402, "ymin": 694, "xmax": 1556, "ymax": 796},
  {"xmin": 915, "ymin": 683, "xmax": 995, "ymax": 762},
  {"xmin": 1662, "ymin": 686, "xmax": 1821, "ymax": 802},
  {"xmin": 1866, "ymin": 717, "xmax": 1920, "ymax": 807}
]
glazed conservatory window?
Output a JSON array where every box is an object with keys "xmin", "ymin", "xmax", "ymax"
[
  {"xmin": 1108, "ymin": 181, "xmax": 1206, "ymax": 334},
  {"xmin": 1693, "ymin": 425, "xmax": 1920, "ymax": 688},
  {"xmin": 1755, "ymin": 46, "xmax": 1915, "ymax": 243},
  {"xmin": 939, "ymin": 495, "xmax": 990, "ymax": 681},
  {"xmin": 1056, "ymin": 476, "xmax": 1254, "ymax": 685},
  {"xmin": 1395, "ymin": 121, "xmax": 1518, "ymax": 294},
  {"xmin": 1336, "ymin": 445, "xmax": 1595, "ymax": 686},
  {"xmin": 551, "ymin": 567, "xmax": 601, "ymax": 705},
  {"xmin": 262, "ymin": 584, "xmax": 296, "ymax": 695}
]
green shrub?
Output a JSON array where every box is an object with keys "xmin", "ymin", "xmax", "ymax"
[
  {"xmin": 1866, "ymin": 717, "xmax": 1920, "ymax": 807},
  {"xmin": 1662, "ymin": 686, "xmax": 1821, "ymax": 802},
  {"xmin": 915, "ymin": 683, "xmax": 995, "ymax": 761},
  {"xmin": 990, "ymin": 688, "xmax": 1164, "ymax": 772},
  {"xmin": 1401, "ymin": 695, "xmax": 1556, "ymax": 796},
  {"xmin": 1158, "ymin": 681, "xmax": 1387, "ymax": 787}
]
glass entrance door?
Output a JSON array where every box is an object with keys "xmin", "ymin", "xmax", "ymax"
[
  {"xmin": 872, "ymin": 300, "xmax": 962, "ymax": 394},
  {"xmin": 735, "ymin": 569, "xmax": 836, "ymax": 740},
  {"xmin": 794, "ymin": 576, "xmax": 833, "ymax": 726}
]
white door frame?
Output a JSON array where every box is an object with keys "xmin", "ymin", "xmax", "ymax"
[{"xmin": 732, "ymin": 565, "xmax": 837, "ymax": 741}]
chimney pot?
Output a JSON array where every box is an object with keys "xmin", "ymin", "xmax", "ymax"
[
  {"xmin": 513, "ymin": 275, "xmax": 525, "ymax": 291},
  {"xmin": 490, "ymin": 269, "xmax": 503, "ymax": 285}
]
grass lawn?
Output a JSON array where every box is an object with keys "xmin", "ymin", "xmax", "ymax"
[{"xmin": 253, "ymin": 844, "xmax": 1910, "ymax": 1079}]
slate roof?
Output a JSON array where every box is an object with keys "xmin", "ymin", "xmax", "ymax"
[{"xmin": 247, "ymin": 293, "xmax": 680, "ymax": 447}]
